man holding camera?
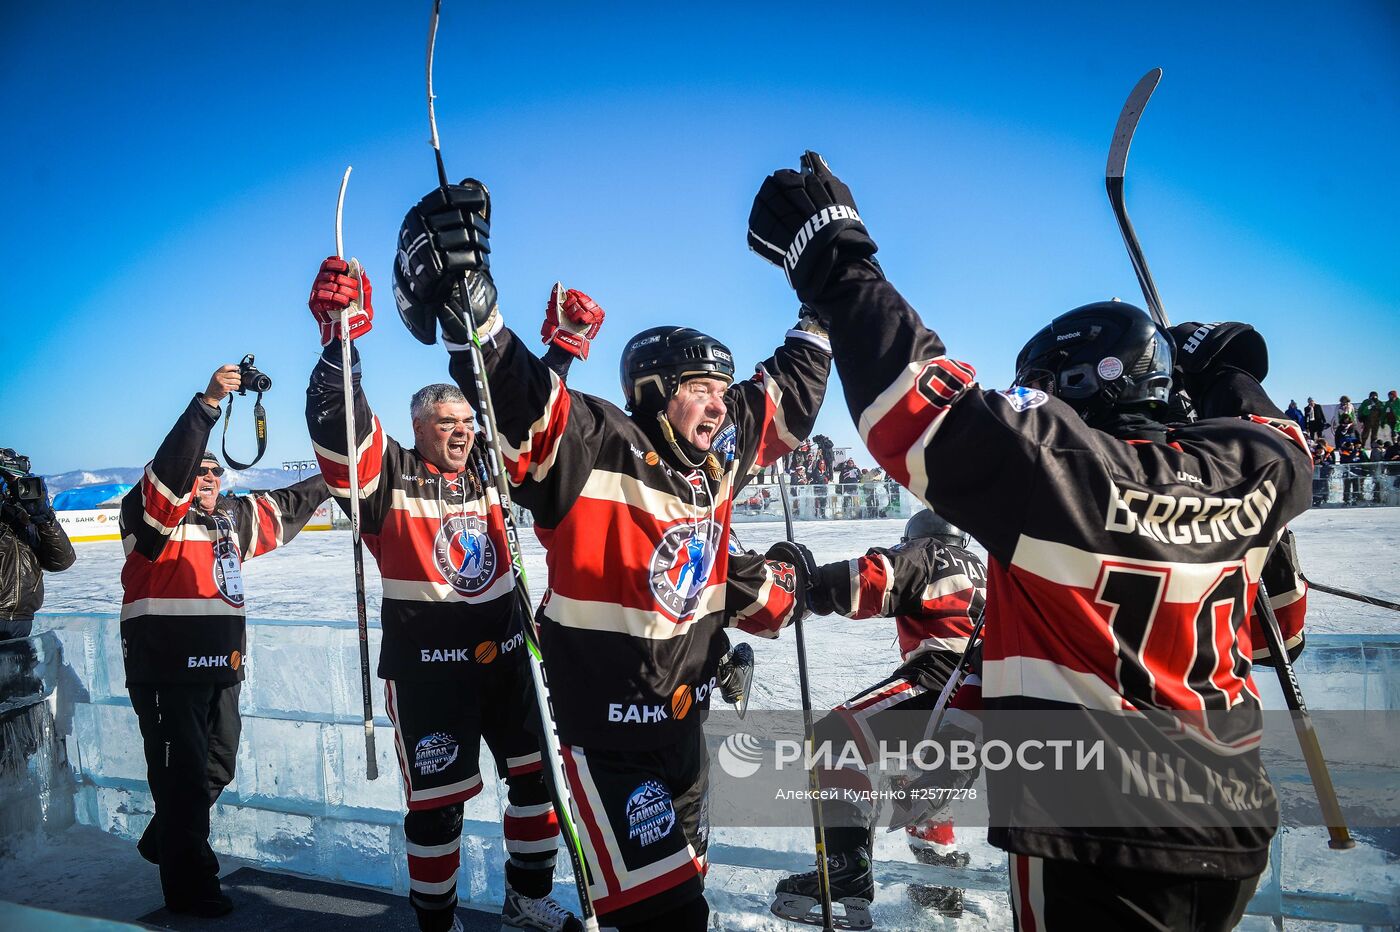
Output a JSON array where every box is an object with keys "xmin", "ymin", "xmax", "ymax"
[
  {"xmin": 120, "ymin": 364, "xmax": 328, "ymax": 917},
  {"xmin": 0, "ymin": 449, "xmax": 75, "ymax": 640}
]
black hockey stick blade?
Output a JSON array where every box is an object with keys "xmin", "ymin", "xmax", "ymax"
[
  {"xmin": 1105, "ymin": 68, "xmax": 1169, "ymax": 329},
  {"xmin": 1107, "ymin": 68, "xmax": 1162, "ymax": 182}
]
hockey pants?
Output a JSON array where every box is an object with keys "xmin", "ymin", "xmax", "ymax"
[{"xmin": 128, "ymin": 681, "xmax": 240, "ymax": 906}]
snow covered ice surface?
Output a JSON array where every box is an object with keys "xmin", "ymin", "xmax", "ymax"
[
  {"xmin": 9, "ymin": 508, "xmax": 1399, "ymax": 929},
  {"xmin": 39, "ymin": 509, "xmax": 1400, "ymax": 636}
]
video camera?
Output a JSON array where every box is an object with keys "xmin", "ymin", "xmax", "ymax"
[{"xmin": 0, "ymin": 448, "xmax": 49, "ymax": 514}]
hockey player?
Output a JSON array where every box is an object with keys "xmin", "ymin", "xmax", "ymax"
[
  {"xmin": 121, "ymin": 366, "xmax": 328, "ymax": 916},
  {"xmin": 770, "ymin": 508, "xmax": 986, "ymax": 927},
  {"xmin": 748, "ymin": 155, "xmax": 1313, "ymax": 931},
  {"xmin": 391, "ymin": 180, "xmax": 830, "ymax": 931},
  {"xmin": 306, "ymin": 259, "xmax": 603, "ymax": 932}
]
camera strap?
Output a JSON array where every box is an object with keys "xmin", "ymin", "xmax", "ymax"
[{"xmin": 221, "ymin": 391, "xmax": 268, "ymax": 470}]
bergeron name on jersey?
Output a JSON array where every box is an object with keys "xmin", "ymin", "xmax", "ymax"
[{"xmin": 1105, "ymin": 479, "xmax": 1279, "ymax": 545}]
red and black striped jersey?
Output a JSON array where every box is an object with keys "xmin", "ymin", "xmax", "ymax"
[
  {"xmin": 815, "ymin": 538, "xmax": 986, "ymax": 662},
  {"xmin": 452, "ymin": 323, "xmax": 830, "ymax": 750},
  {"xmin": 810, "ymin": 260, "xmax": 1313, "ymax": 877},
  {"xmin": 1254, "ymin": 527, "xmax": 1307, "ymax": 665},
  {"xmin": 120, "ymin": 396, "xmax": 327, "ymax": 685},
  {"xmin": 723, "ymin": 549, "xmax": 803, "ymax": 639},
  {"xmin": 307, "ymin": 346, "xmax": 521, "ymax": 682}
]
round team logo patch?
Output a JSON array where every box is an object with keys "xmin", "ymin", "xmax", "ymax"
[
  {"xmin": 649, "ymin": 521, "xmax": 722, "ymax": 620},
  {"xmin": 230, "ymin": 650, "xmax": 242, "ymax": 671},
  {"xmin": 1097, "ymin": 356, "xmax": 1125, "ymax": 380},
  {"xmin": 474, "ymin": 640, "xmax": 498, "ymax": 664},
  {"xmin": 713, "ymin": 423, "xmax": 738, "ymax": 460},
  {"xmin": 626, "ymin": 780, "xmax": 676, "ymax": 847},
  {"xmin": 414, "ymin": 732, "xmax": 459, "ymax": 776},
  {"xmin": 434, "ymin": 514, "xmax": 498, "ymax": 595}
]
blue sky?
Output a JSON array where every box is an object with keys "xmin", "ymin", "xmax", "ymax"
[{"xmin": 2, "ymin": 2, "xmax": 1396, "ymax": 474}]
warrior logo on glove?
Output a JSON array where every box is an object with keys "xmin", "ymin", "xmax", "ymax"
[{"xmin": 747, "ymin": 150, "xmax": 878, "ymax": 302}]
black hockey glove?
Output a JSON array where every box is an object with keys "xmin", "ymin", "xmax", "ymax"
[
  {"xmin": 1168, "ymin": 321, "xmax": 1268, "ymax": 402},
  {"xmin": 805, "ymin": 561, "xmax": 843, "ymax": 617},
  {"xmin": 394, "ymin": 179, "xmax": 499, "ymax": 346},
  {"xmin": 716, "ymin": 642, "xmax": 754, "ymax": 717},
  {"xmin": 765, "ymin": 539, "xmax": 818, "ymax": 619},
  {"xmin": 748, "ymin": 151, "xmax": 877, "ymax": 303}
]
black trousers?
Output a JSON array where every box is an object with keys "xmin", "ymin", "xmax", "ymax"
[
  {"xmin": 1009, "ymin": 853, "xmax": 1258, "ymax": 932},
  {"xmin": 129, "ymin": 681, "xmax": 241, "ymax": 905}
]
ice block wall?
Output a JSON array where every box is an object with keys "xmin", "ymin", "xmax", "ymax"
[
  {"xmin": 38, "ymin": 613, "xmax": 543, "ymax": 907},
  {"xmin": 17, "ymin": 613, "xmax": 1400, "ymax": 925}
]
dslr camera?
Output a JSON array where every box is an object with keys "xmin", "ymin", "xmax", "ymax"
[
  {"xmin": 238, "ymin": 349, "xmax": 273, "ymax": 389},
  {"xmin": 0, "ymin": 448, "xmax": 49, "ymax": 516},
  {"xmin": 237, "ymin": 354, "xmax": 273, "ymax": 395}
]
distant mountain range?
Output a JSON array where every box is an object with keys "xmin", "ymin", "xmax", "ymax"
[{"xmin": 44, "ymin": 464, "xmax": 315, "ymax": 495}]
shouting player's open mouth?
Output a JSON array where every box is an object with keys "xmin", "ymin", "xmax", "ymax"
[{"xmin": 694, "ymin": 420, "xmax": 718, "ymax": 448}]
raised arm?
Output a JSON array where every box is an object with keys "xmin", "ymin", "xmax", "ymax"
[
  {"xmin": 305, "ymin": 257, "xmax": 393, "ymax": 534},
  {"xmin": 120, "ymin": 367, "xmax": 237, "ymax": 560},
  {"xmin": 723, "ymin": 312, "xmax": 832, "ymax": 490},
  {"xmin": 391, "ymin": 182, "xmax": 607, "ymax": 524},
  {"xmin": 230, "ymin": 473, "xmax": 330, "ymax": 561}
]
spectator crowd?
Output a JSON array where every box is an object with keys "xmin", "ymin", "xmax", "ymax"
[
  {"xmin": 1288, "ymin": 389, "xmax": 1400, "ymax": 506},
  {"xmin": 743, "ymin": 435, "xmax": 906, "ymax": 519}
]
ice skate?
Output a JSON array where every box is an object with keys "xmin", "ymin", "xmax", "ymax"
[
  {"xmin": 771, "ymin": 846, "xmax": 874, "ymax": 930},
  {"xmin": 906, "ymin": 819, "xmax": 969, "ymax": 869},
  {"xmin": 912, "ymin": 846, "xmax": 970, "ymax": 869},
  {"xmin": 908, "ymin": 883, "xmax": 964, "ymax": 918},
  {"xmin": 501, "ymin": 885, "xmax": 583, "ymax": 932}
]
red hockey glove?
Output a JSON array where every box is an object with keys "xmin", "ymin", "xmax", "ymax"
[
  {"xmin": 540, "ymin": 282, "xmax": 605, "ymax": 360},
  {"xmin": 309, "ymin": 256, "xmax": 374, "ymax": 346}
]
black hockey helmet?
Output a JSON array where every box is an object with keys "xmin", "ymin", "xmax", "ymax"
[
  {"xmin": 1014, "ymin": 300, "xmax": 1173, "ymax": 421},
  {"xmin": 903, "ymin": 508, "xmax": 969, "ymax": 548},
  {"xmin": 620, "ymin": 326, "xmax": 736, "ymax": 413}
]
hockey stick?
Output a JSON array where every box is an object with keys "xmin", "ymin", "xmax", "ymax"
[
  {"xmin": 1254, "ymin": 582, "xmax": 1354, "ymax": 849},
  {"xmin": 1105, "ymin": 70, "xmax": 1353, "ymax": 850},
  {"xmin": 335, "ymin": 165, "xmax": 378, "ymax": 781},
  {"xmin": 1106, "ymin": 68, "xmax": 1167, "ymax": 331},
  {"xmin": 775, "ymin": 471, "xmax": 836, "ymax": 932},
  {"xmin": 425, "ymin": 3, "xmax": 599, "ymax": 926},
  {"xmin": 884, "ymin": 606, "xmax": 984, "ymax": 834},
  {"xmin": 922, "ymin": 606, "xmax": 985, "ymax": 746},
  {"xmin": 1302, "ymin": 576, "xmax": 1400, "ymax": 613}
]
